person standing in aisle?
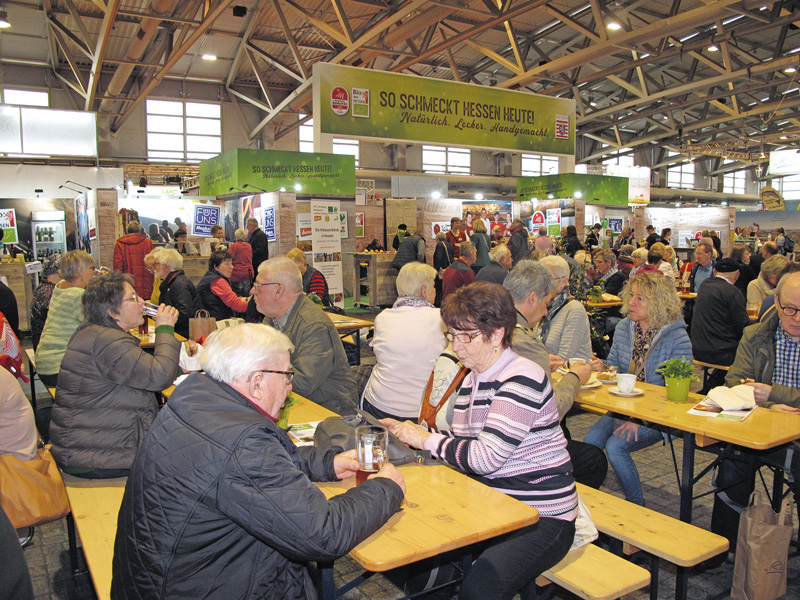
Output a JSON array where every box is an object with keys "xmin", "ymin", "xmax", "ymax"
[
  {"xmin": 441, "ymin": 241, "xmax": 476, "ymax": 300},
  {"xmin": 113, "ymin": 221, "xmax": 154, "ymax": 301},
  {"xmin": 445, "ymin": 217, "xmax": 468, "ymax": 259},
  {"xmin": 470, "ymin": 220, "xmax": 491, "ymax": 275},
  {"xmin": 228, "ymin": 228, "xmax": 253, "ymax": 297},
  {"xmin": 246, "ymin": 217, "xmax": 269, "ymax": 275},
  {"xmin": 391, "ymin": 229, "xmax": 426, "ymax": 271}
]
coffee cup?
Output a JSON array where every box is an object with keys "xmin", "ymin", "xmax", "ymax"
[{"xmin": 617, "ymin": 373, "xmax": 637, "ymax": 394}]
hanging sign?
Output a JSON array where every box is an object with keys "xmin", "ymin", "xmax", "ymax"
[{"xmin": 192, "ymin": 204, "xmax": 221, "ymax": 236}]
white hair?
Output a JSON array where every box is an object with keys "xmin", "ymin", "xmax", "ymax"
[
  {"xmin": 153, "ymin": 247, "xmax": 183, "ymax": 271},
  {"xmin": 489, "ymin": 244, "xmax": 510, "ymax": 262},
  {"xmin": 200, "ymin": 323, "xmax": 294, "ymax": 384},
  {"xmin": 257, "ymin": 257, "xmax": 303, "ymax": 293},
  {"xmin": 632, "ymin": 247, "xmax": 648, "ymax": 261},
  {"xmin": 234, "ymin": 228, "xmax": 246, "ymax": 241},
  {"xmin": 396, "ymin": 262, "xmax": 437, "ymax": 297},
  {"xmin": 539, "ymin": 255, "xmax": 570, "ymax": 279}
]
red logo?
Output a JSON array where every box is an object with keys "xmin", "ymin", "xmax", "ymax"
[
  {"xmin": 532, "ymin": 211, "xmax": 545, "ymax": 225},
  {"xmin": 331, "ymin": 87, "xmax": 349, "ymax": 115}
]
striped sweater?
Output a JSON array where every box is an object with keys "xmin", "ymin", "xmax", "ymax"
[{"xmin": 423, "ymin": 348, "xmax": 578, "ymax": 521}]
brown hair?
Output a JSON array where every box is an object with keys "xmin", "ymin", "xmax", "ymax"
[{"xmin": 441, "ymin": 281, "xmax": 516, "ymax": 348}]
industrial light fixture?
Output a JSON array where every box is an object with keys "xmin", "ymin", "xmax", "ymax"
[
  {"xmin": 475, "ymin": 193, "xmax": 484, "ymax": 200},
  {"xmin": 243, "ymin": 183, "xmax": 266, "ymax": 193},
  {"xmin": 786, "ymin": 67, "xmax": 797, "ymax": 73},
  {"xmin": 707, "ymin": 45, "xmax": 719, "ymax": 52},
  {"xmin": 293, "ymin": 183, "xmax": 302, "ymax": 191},
  {"xmin": 431, "ymin": 191, "xmax": 441, "ymax": 199},
  {"xmin": 721, "ymin": 201, "xmax": 729, "ymax": 206},
  {"xmin": 0, "ymin": 10, "xmax": 11, "ymax": 29},
  {"xmin": 607, "ymin": 22, "xmax": 621, "ymax": 30},
  {"xmin": 201, "ymin": 54, "xmax": 217, "ymax": 61}
]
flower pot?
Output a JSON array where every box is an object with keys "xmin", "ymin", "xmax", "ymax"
[{"xmin": 665, "ymin": 376, "xmax": 692, "ymax": 403}]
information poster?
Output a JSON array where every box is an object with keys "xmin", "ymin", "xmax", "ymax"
[
  {"xmin": 340, "ymin": 211, "xmax": 348, "ymax": 238},
  {"xmin": 192, "ymin": 204, "xmax": 222, "ymax": 236},
  {"xmin": 311, "ymin": 200, "xmax": 344, "ymax": 307},
  {"xmin": 608, "ymin": 218, "xmax": 622, "ymax": 233},
  {"xmin": 0, "ymin": 208, "xmax": 18, "ymax": 244},
  {"xmin": 546, "ymin": 208, "xmax": 561, "ymax": 237},
  {"xmin": 355, "ymin": 212, "xmax": 364, "ymax": 238}
]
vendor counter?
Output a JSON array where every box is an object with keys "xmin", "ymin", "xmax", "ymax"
[
  {"xmin": 0, "ymin": 261, "xmax": 37, "ymax": 332},
  {"xmin": 180, "ymin": 256, "xmax": 210, "ymax": 286}
]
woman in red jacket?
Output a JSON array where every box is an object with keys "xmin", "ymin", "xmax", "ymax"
[{"xmin": 228, "ymin": 228, "xmax": 253, "ymax": 296}]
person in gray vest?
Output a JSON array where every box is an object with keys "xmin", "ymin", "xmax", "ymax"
[{"xmin": 391, "ymin": 229, "xmax": 426, "ymax": 271}]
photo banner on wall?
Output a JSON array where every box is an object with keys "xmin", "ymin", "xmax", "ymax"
[
  {"xmin": 518, "ymin": 174, "xmax": 629, "ymax": 207},
  {"xmin": 314, "ymin": 63, "xmax": 575, "ymax": 155},
  {"xmin": 311, "ymin": 200, "xmax": 344, "ymax": 308}
]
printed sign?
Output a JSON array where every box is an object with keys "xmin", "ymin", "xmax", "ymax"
[
  {"xmin": 355, "ymin": 212, "xmax": 364, "ymax": 238},
  {"xmin": 352, "ymin": 88, "xmax": 369, "ymax": 118},
  {"xmin": 331, "ymin": 87, "xmax": 349, "ymax": 115},
  {"xmin": 546, "ymin": 208, "xmax": 561, "ymax": 237},
  {"xmin": 192, "ymin": 204, "xmax": 221, "ymax": 236},
  {"xmin": 532, "ymin": 211, "xmax": 545, "ymax": 225},
  {"xmin": 340, "ymin": 211, "xmax": 348, "ymax": 238},
  {"xmin": 263, "ymin": 205, "xmax": 276, "ymax": 242},
  {"xmin": 0, "ymin": 208, "xmax": 18, "ymax": 244},
  {"xmin": 311, "ymin": 200, "xmax": 344, "ymax": 308}
]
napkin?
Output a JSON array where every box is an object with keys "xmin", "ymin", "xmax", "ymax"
[
  {"xmin": 706, "ymin": 385, "xmax": 756, "ymax": 411},
  {"xmin": 179, "ymin": 342, "xmax": 203, "ymax": 372}
]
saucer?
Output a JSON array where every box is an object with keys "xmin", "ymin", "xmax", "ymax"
[
  {"xmin": 609, "ymin": 386, "xmax": 644, "ymax": 397},
  {"xmin": 580, "ymin": 381, "xmax": 602, "ymax": 390},
  {"xmin": 599, "ymin": 377, "xmax": 617, "ymax": 385}
]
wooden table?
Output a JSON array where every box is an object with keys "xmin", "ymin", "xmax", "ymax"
[
  {"xmin": 326, "ymin": 313, "xmax": 374, "ymax": 365},
  {"xmin": 585, "ymin": 299, "xmax": 623, "ymax": 309}
]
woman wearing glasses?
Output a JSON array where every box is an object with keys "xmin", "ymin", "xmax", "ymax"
[
  {"xmin": 384, "ymin": 281, "xmax": 576, "ymax": 600},
  {"xmin": 50, "ymin": 272, "xmax": 180, "ymax": 479}
]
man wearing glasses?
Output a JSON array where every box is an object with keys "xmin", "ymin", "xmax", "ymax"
[
  {"xmin": 251, "ymin": 257, "xmax": 357, "ymax": 414},
  {"xmin": 703, "ymin": 271, "xmax": 800, "ymax": 566}
]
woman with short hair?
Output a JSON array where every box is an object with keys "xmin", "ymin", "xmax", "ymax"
[
  {"xmin": 539, "ymin": 255, "xmax": 592, "ymax": 362},
  {"xmin": 51, "ymin": 272, "xmax": 180, "ymax": 478},
  {"xmin": 35, "ymin": 250, "xmax": 96, "ymax": 387},
  {"xmin": 152, "ymin": 248, "xmax": 195, "ymax": 338},
  {"xmin": 228, "ymin": 228, "xmax": 254, "ymax": 297},
  {"xmin": 747, "ymin": 254, "xmax": 788, "ymax": 307},
  {"xmin": 194, "ymin": 250, "xmax": 250, "ymax": 320},
  {"xmin": 629, "ymin": 247, "xmax": 648, "ymax": 277},
  {"xmin": 30, "ymin": 253, "xmax": 62, "ymax": 351},
  {"xmin": 384, "ymin": 281, "xmax": 576, "ymax": 599},
  {"xmin": 730, "ymin": 244, "xmax": 756, "ymax": 297},
  {"xmin": 362, "ymin": 262, "xmax": 446, "ymax": 420},
  {"xmin": 561, "ymin": 224, "xmax": 583, "ymax": 257},
  {"xmin": 584, "ymin": 272, "xmax": 692, "ymax": 506}
]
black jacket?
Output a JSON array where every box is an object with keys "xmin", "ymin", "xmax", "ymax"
[
  {"xmin": 600, "ymin": 270, "xmax": 626, "ymax": 296},
  {"xmin": 111, "ymin": 373, "xmax": 403, "ymax": 600},
  {"xmin": 585, "ymin": 231, "xmax": 600, "ymax": 250},
  {"xmin": 249, "ymin": 227, "xmax": 269, "ymax": 274},
  {"xmin": 733, "ymin": 262, "xmax": 756, "ymax": 298},
  {"xmin": 159, "ymin": 270, "xmax": 195, "ymax": 338},
  {"xmin": 508, "ymin": 226, "xmax": 530, "ymax": 266},
  {"xmin": 433, "ymin": 240, "xmax": 454, "ymax": 273},
  {"xmin": 194, "ymin": 269, "xmax": 234, "ymax": 320},
  {"xmin": 391, "ymin": 233, "xmax": 425, "ymax": 271},
  {"xmin": 563, "ymin": 235, "xmax": 583, "ymax": 257},
  {"xmin": 691, "ymin": 276, "xmax": 750, "ymax": 361},
  {"xmin": 475, "ymin": 261, "xmax": 508, "ymax": 285}
]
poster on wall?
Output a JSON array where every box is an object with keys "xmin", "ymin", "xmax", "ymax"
[
  {"xmin": 340, "ymin": 212, "xmax": 348, "ymax": 238},
  {"xmin": 311, "ymin": 200, "xmax": 344, "ymax": 307},
  {"xmin": 461, "ymin": 200, "xmax": 514, "ymax": 235},
  {"xmin": 75, "ymin": 194, "xmax": 90, "ymax": 253},
  {"xmin": 546, "ymin": 208, "xmax": 561, "ymax": 237},
  {"xmin": 355, "ymin": 213, "xmax": 364, "ymax": 238},
  {"xmin": 608, "ymin": 218, "xmax": 623, "ymax": 233},
  {"xmin": 0, "ymin": 208, "xmax": 18, "ymax": 244},
  {"xmin": 296, "ymin": 213, "xmax": 312, "ymax": 251},
  {"xmin": 192, "ymin": 204, "xmax": 222, "ymax": 237},
  {"xmin": 262, "ymin": 205, "xmax": 276, "ymax": 242}
]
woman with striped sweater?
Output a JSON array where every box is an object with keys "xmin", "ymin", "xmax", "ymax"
[{"xmin": 385, "ymin": 281, "xmax": 576, "ymax": 600}]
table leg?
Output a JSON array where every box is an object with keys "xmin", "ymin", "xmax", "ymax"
[
  {"xmin": 353, "ymin": 329, "xmax": 361, "ymax": 366},
  {"xmin": 679, "ymin": 431, "xmax": 696, "ymax": 523},
  {"xmin": 27, "ymin": 354, "xmax": 37, "ymax": 412},
  {"xmin": 318, "ymin": 561, "xmax": 335, "ymax": 600}
]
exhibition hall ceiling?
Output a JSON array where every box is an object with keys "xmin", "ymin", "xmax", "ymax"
[{"xmin": 4, "ymin": 0, "xmax": 800, "ymax": 175}]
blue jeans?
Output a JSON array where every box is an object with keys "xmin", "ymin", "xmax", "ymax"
[{"xmin": 584, "ymin": 414, "xmax": 663, "ymax": 506}]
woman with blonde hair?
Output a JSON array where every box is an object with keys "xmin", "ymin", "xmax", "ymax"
[
  {"xmin": 584, "ymin": 272, "xmax": 692, "ymax": 506},
  {"xmin": 747, "ymin": 254, "xmax": 787, "ymax": 306},
  {"xmin": 470, "ymin": 218, "xmax": 491, "ymax": 274},
  {"xmin": 649, "ymin": 242, "xmax": 674, "ymax": 279}
]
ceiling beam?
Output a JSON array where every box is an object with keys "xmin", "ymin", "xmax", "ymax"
[{"xmin": 85, "ymin": 0, "xmax": 121, "ymax": 111}]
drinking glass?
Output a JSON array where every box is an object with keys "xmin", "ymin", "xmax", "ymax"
[{"xmin": 355, "ymin": 426, "xmax": 387, "ymax": 485}]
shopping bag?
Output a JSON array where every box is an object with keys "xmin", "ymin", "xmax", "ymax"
[
  {"xmin": 0, "ymin": 446, "xmax": 70, "ymax": 529},
  {"xmin": 571, "ymin": 494, "xmax": 599, "ymax": 550},
  {"xmin": 188, "ymin": 310, "xmax": 216, "ymax": 342},
  {"xmin": 730, "ymin": 494, "xmax": 794, "ymax": 600},
  {"xmin": 418, "ymin": 346, "xmax": 469, "ymax": 434}
]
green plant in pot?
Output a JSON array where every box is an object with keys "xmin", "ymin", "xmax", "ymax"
[
  {"xmin": 277, "ymin": 391, "xmax": 298, "ymax": 430},
  {"xmin": 656, "ymin": 357, "xmax": 699, "ymax": 403}
]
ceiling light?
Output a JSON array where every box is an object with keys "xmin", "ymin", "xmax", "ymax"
[
  {"xmin": 201, "ymin": 54, "xmax": 217, "ymax": 61},
  {"xmin": 589, "ymin": 100, "xmax": 597, "ymax": 107},
  {"xmin": 0, "ymin": 10, "xmax": 10, "ymax": 29},
  {"xmin": 675, "ymin": 203, "xmax": 681, "ymax": 207},
  {"xmin": 575, "ymin": 191, "xmax": 583, "ymax": 198},
  {"xmin": 607, "ymin": 22, "xmax": 621, "ymax": 30},
  {"xmin": 431, "ymin": 191, "xmax": 441, "ymax": 199},
  {"xmin": 721, "ymin": 201, "xmax": 728, "ymax": 206},
  {"xmin": 786, "ymin": 67, "xmax": 797, "ymax": 73},
  {"xmin": 293, "ymin": 183, "xmax": 302, "ymax": 191},
  {"xmin": 475, "ymin": 193, "xmax": 484, "ymax": 200},
  {"xmin": 707, "ymin": 45, "xmax": 719, "ymax": 52}
]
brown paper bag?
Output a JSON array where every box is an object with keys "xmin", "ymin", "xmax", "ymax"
[
  {"xmin": 189, "ymin": 310, "xmax": 216, "ymax": 342},
  {"xmin": 731, "ymin": 494, "xmax": 794, "ymax": 600},
  {"xmin": 0, "ymin": 446, "xmax": 70, "ymax": 529}
]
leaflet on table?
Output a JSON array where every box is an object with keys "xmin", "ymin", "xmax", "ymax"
[
  {"xmin": 288, "ymin": 421, "xmax": 321, "ymax": 446},
  {"xmin": 687, "ymin": 399, "xmax": 755, "ymax": 421},
  {"xmin": 687, "ymin": 384, "xmax": 756, "ymax": 421}
]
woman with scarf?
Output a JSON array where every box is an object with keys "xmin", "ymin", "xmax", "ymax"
[
  {"xmin": 361, "ymin": 262, "xmax": 447, "ymax": 420},
  {"xmin": 539, "ymin": 255, "xmax": 592, "ymax": 363}
]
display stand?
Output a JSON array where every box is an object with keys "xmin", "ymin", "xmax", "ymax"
[
  {"xmin": 0, "ymin": 261, "xmax": 37, "ymax": 331},
  {"xmin": 351, "ymin": 252, "xmax": 397, "ymax": 308}
]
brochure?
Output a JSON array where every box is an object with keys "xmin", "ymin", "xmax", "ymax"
[
  {"xmin": 287, "ymin": 421, "xmax": 321, "ymax": 446},
  {"xmin": 687, "ymin": 385, "xmax": 757, "ymax": 421}
]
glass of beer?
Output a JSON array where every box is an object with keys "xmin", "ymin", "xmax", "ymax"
[
  {"xmin": 747, "ymin": 302, "xmax": 759, "ymax": 319},
  {"xmin": 356, "ymin": 426, "xmax": 388, "ymax": 485}
]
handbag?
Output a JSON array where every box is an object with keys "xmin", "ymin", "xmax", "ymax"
[
  {"xmin": 731, "ymin": 493, "xmax": 794, "ymax": 600},
  {"xmin": 189, "ymin": 309, "xmax": 217, "ymax": 342},
  {"xmin": 0, "ymin": 445, "xmax": 70, "ymax": 529},
  {"xmin": 418, "ymin": 347, "xmax": 469, "ymax": 434},
  {"xmin": 314, "ymin": 410, "xmax": 435, "ymax": 465}
]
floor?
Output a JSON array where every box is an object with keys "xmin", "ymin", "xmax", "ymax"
[{"xmin": 19, "ymin": 325, "xmax": 800, "ymax": 600}]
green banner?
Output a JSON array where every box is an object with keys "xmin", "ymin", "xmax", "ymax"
[
  {"xmin": 199, "ymin": 149, "xmax": 356, "ymax": 197},
  {"xmin": 314, "ymin": 63, "xmax": 575, "ymax": 155},
  {"xmin": 517, "ymin": 174, "xmax": 628, "ymax": 206}
]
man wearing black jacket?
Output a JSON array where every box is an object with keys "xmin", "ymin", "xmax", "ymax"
[{"xmin": 246, "ymin": 217, "xmax": 268, "ymax": 275}]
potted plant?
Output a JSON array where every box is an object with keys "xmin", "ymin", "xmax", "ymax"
[
  {"xmin": 656, "ymin": 357, "xmax": 699, "ymax": 403},
  {"xmin": 277, "ymin": 392, "xmax": 298, "ymax": 430}
]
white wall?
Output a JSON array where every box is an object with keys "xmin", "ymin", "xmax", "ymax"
[{"xmin": 0, "ymin": 165, "xmax": 122, "ymax": 198}]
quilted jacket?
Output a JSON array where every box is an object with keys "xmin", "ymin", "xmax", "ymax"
[
  {"xmin": 606, "ymin": 317, "xmax": 692, "ymax": 385},
  {"xmin": 111, "ymin": 372, "xmax": 403, "ymax": 599},
  {"xmin": 158, "ymin": 270, "xmax": 195, "ymax": 338}
]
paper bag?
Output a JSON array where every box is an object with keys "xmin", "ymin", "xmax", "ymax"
[
  {"xmin": 0, "ymin": 446, "xmax": 70, "ymax": 529},
  {"xmin": 189, "ymin": 310, "xmax": 216, "ymax": 342},
  {"xmin": 731, "ymin": 494, "xmax": 794, "ymax": 600}
]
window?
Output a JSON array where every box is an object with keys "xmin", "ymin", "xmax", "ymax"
[
  {"xmin": 602, "ymin": 151, "xmax": 634, "ymax": 168},
  {"xmin": 667, "ymin": 152, "xmax": 695, "ymax": 189},
  {"xmin": 299, "ymin": 115, "xmax": 314, "ymax": 153},
  {"xmin": 332, "ymin": 137, "xmax": 359, "ymax": 166},
  {"xmin": 298, "ymin": 115, "xmax": 359, "ymax": 164},
  {"xmin": 2, "ymin": 89, "xmax": 48, "ymax": 107},
  {"xmin": 723, "ymin": 162, "xmax": 746, "ymax": 194},
  {"xmin": 521, "ymin": 153, "xmax": 559, "ymax": 176},
  {"xmin": 146, "ymin": 99, "xmax": 221, "ymax": 162},
  {"xmin": 774, "ymin": 174, "xmax": 800, "ymax": 200},
  {"xmin": 422, "ymin": 145, "xmax": 470, "ymax": 174}
]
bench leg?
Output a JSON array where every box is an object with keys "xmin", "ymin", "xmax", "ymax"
[
  {"xmin": 317, "ymin": 560, "xmax": 335, "ymax": 600},
  {"xmin": 27, "ymin": 356, "xmax": 37, "ymax": 412},
  {"xmin": 66, "ymin": 513, "xmax": 84, "ymax": 577},
  {"xmin": 648, "ymin": 555, "xmax": 660, "ymax": 600},
  {"xmin": 675, "ymin": 565, "xmax": 689, "ymax": 600}
]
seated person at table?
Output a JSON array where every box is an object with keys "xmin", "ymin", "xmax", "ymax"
[
  {"xmin": 707, "ymin": 271, "xmax": 800, "ymax": 557},
  {"xmin": 194, "ymin": 250, "xmax": 250, "ymax": 320},
  {"xmin": 151, "ymin": 248, "xmax": 195, "ymax": 339},
  {"xmin": 253, "ymin": 258, "xmax": 357, "ymax": 414},
  {"xmin": 385, "ymin": 282, "xmax": 577, "ymax": 600},
  {"xmin": 0, "ymin": 367, "xmax": 38, "ymax": 462},
  {"xmin": 747, "ymin": 254, "xmax": 787, "ymax": 307},
  {"xmin": 628, "ymin": 247, "xmax": 648, "ymax": 277},
  {"xmin": 362, "ymin": 263, "xmax": 447, "ymax": 420},
  {"xmin": 593, "ymin": 249, "xmax": 627, "ymax": 296},
  {"xmin": 504, "ymin": 263, "xmax": 608, "ymax": 489},
  {"xmin": 51, "ymin": 273, "xmax": 180, "ymax": 478},
  {"xmin": 759, "ymin": 261, "xmax": 800, "ymax": 320},
  {"xmin": 584, "ymin": 272, "xmax": 692, "ymax": 506},
  {"xmin": 167, "ymin": 229, "xmax": 198, "ymax": 256},
  {"xmin": 539, "ymin": 255, "xmax": 593, "ymax": 363},
  {"xmin": 441, "ymin": 240, "xmax": 476, "ymax": 300},
  {"xmin": 35, "ymin": 250, "xmax": 95, "ymax": 387},
  {"xmin": 475, "ymin": 243, "xmax": 512, "ymax": 285},
  {"xmin": 287, "ymin": 247, "xmax": 332, "ymax": 307},
  {"xmin": 691, "ymin": 258, "xmax": 750, "ymax": 392},
  {"xmin": 30, "ymin": 253, "xmax": 62, "ymax": 351},
  {"xmin": 649, "ymin": 242, "xmax": 674, "ymax": 278},
  {"xmin": 730, "ymin": 244, "xmax": 756, "ymax": 298},
  {"xmin": 111, "ymin": 324, "xmax": 405, "ymax": 599},
  {"xmin": 616, "ymin": 244, "xmax": 635, "ymax": 277},
  {"xmin": 209, "ymin": 224, "xmax": 227, "ymax": 251}
]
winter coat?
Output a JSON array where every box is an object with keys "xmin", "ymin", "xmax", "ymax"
[
  {"xmin": 159, "ymin": 270, "xmax": 195, "ymax": 338},
  {"xmin": 113, "ymin": 234, "xmax": 155, "ymax": 300},
  {"xmin": 606, "ymin": 317, "xmax": 692, "ymax": 385},
  {"xmin": 470, "ymin": 232, "xmax": 491, "ymax": 268},
  {"xmin": 391, "ymin": 233, "xmax": 425, "ymax": 271},
  {"xmin": 111, "ymin": 372, "xmax": 402, "ymax": 600},
  {"xmin": 248, "ymin": 227, "xmax": 269, "ymax": 274},
  {"xmin": 229, "ymin": 241, "xmax": 253, "ymax": 283},
  {"xmin": 50, "ymin": 322, "xmax": 180, "ymax": 470},
  {"xmin": 195, "ymin": 269, "xmax": 235, "ymax": 320},
  {"xmin": 433, "ymin": 239, "xmax": 454, "ymax": 275},
  {"xmin": 507, "ymin": 225, "xmax": 530, "ymax": 266},
  {"xmin": 691, "ymin": 276, "xmax": 750, "ymax": 359}
]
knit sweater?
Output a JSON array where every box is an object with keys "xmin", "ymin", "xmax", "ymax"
[
  {"xmin": 542, "ymin": 299, "xmax": 592, "ymax": 362},
  {"xmin": 34, "ymin": 283, "xmax": 85, "ymax": 376},
  {"xmin": 423, "ymin": 348, "xmax": 577, "ymax": 520}
]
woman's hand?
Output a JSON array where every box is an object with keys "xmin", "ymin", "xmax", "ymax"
[
  {"xmin": 154, "ymin": 303, "xmax": 179, "ymax": 328},
  {"xmin": 613, "ymin": 421, "xmax": 640, "ymax": 442},
  {"xmin": 549, "ymin": 354, "xmax": 566, "ymax": 372},
  {"xmin": 570, "ymin": 363, "xmax": 592, "ymax": 385},
  {"xmin": 333, "ymin": 449, "xmax": 360, "ymax": 480},
  {"xmin": 589, "ymin": 356, "xmax": 606, "ymax": 372},
  {"xmin": 381, "ymin": 418, "xmax": 431, "ymax": 449},
  {"xmin": 746, "ymin": 382, "xmax": 772, "ymax": 403}
]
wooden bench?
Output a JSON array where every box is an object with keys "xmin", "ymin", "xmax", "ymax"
[
  {"xmin": 692, "ymin": 359, "xmax": 730, "ymax": 390},
  {"xmin": 577, "ymin": 483, "xmax": 729, "ymax": 600}
]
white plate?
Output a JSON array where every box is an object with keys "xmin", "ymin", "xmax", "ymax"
[
  {"xmin": 609, "ymin": 386, "xmax": 644, "ymax": 397},
  {"xmin": 599, "ymin": 377, "xmax": 617, "ymax": 385},
  {"xmin": 581, "ymin": 381, "xmax": 602, "ymax": 390}
]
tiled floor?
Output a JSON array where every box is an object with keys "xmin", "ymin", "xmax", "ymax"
[{"xmin": 19, "ymin": 353, "xmax": 800, "ymax": 600}]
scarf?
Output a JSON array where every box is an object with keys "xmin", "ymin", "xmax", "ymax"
[
  {"xmin": 393, "ymin": 296, "xmax": 434, "ymax": 309},
  {"xmin": 539, "ymin": 287, "xmax": 571, "ymax": 341},
  {"xmin": 632, "ymin": 323, "xmax": 658, "ymax": 381}
]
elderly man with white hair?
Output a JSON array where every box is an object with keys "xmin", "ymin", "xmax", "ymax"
[
  {"xmin": 475, "ymin": 244, "xmax": 513, "ymax": 285},
  {"xmin": 539, "ymin": 255, "xmax": 593, "ymax": 363},
  {"xmin": 151, "ymin": 248, "xmax": 195, "ymax": 338},
  {"xmin": 362, "ymin": 262, "xmax": 447, "ymax": 420},
  {"xmin": 252, "ymin": 257, "xmax": 357, "ymax": 414},
  {"xmin": 112, "ymin": 324, "xmax": 405, "ymax": 599}
]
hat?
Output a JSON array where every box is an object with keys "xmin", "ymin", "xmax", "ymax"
[
  {"xmin": 41, "ymin": 253, "xmax": 62, "ymax": 277},
  {"xmin": 715, "ymin": 258, "xmax": 739, "ymax": 273}
]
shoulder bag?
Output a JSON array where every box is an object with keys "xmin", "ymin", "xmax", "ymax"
[{"xmin": 0, "ymin": 445, "xmax": 70, "ymax": 529}]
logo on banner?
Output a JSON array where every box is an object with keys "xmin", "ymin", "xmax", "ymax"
[
  {"xmin": 0, "ymin": 209, "xmax": 15, "ymax": 229},
  {"xmin": 352, "ymin": 88, "xmax": 369, "ymax": 118},
  {"xmin": 532, "ymin": 211, "xmax": 545, "ymax": 225},
  {"xmin": 263, "ymin": 206, "xmax": 276, "ymax": 242},
  {"xmin": 192, "ymin": 204, "xmax": 221, "ymax": 236},
  {"xmin": 555, "ymin": 114, "xmax": 569, "ymax": 139},
  {"xmin": 331, "ymin": 87, "xmax": 349, "ymax": 115}
]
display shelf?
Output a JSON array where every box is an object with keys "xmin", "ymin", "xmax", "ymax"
[{"xmin": 350, "ymin": 252, "xmax": 398, "ymax": 308}]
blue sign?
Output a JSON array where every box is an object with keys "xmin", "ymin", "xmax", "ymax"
[
  {"xmin": 608, "ymin": 218, "xmax": 623, "ymax": 233},
  {"xmin": 263, "ymin": 205, "xmax": 276, "ymax": 242},
  {"xmin": 192, "ymin": 204, "xmax": 222, "ymax": 236}
]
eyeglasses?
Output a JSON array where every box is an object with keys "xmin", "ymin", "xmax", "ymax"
[
  {"xmin": 253, "ymin": 282, "xmax": 282, "ymax": 289},
  {"xmin": 778, "ymin": 302, "xmax": 799, "ymax": 317},
  {"xmin": 123, "ymin": 293, "xmax": 140, "ymax": 303},
  {"xmin": 444, "ymin": 330, "xmax": 482, "ymax": 344},
  {"xmin": 247, "ymin": 369, "xmax": 294, "ymax": 383}
]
